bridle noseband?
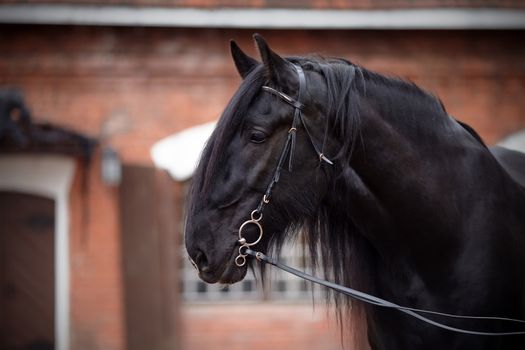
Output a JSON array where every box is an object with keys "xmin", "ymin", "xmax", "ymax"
[{"xmin": 235, "ymin": 64, "xmax": 333, "ymax": 267}]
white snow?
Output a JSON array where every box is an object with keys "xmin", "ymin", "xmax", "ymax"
[
  {"xmin": 498, "ymin": 129, "xmax": 525, "ymax": 153},
  {"xmin": 150, "ymin": 121, "xmax": 217, "ymax": 181}
]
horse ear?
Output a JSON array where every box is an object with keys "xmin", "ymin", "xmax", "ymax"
[
  {"xmin": 230, "ymin": 40, "xmax": 259, "ymax": 79},
  {"xmin": 253, "ymin": 33, "xmax": 295, "ymax": 87}
]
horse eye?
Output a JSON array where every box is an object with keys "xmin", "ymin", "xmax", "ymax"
[{"xmin": 249, "ymin": 130, "xmax": 267, "ymax": 144}]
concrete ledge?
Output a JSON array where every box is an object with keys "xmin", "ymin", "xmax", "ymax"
[{"xmin": 1, "ymin": 5, "xmax": 525, "ymax": 29}]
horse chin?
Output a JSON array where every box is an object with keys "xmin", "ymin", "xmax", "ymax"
[
  {"xmin": 218, "ymin": 260, "xmax": 248, "ymax": 284},
  {"xmin": 218, "ymin": 246, "xmax": 248, "ymax": 284}
]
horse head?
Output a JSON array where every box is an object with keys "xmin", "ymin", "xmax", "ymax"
[{"xmin": 185, "ymin": 34, "xmax": 338, "ymax": 284}]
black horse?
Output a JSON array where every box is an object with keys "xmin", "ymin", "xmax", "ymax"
[{"xmin": 185, "ymin": 35, "xmax": 525, "ymax": 349}]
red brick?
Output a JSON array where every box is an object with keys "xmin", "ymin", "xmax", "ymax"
[{"xmin": 181, "ymin": 304, "xmax": 347, "ymax": 350}]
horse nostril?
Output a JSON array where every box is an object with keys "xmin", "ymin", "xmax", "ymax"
[{"xmin": 194, "ymin": 249, "xmax": 210, "ymax": 273}]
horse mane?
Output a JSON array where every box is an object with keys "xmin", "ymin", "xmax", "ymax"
[
  {"xmin": 271, "ymin": 57, "xmax": 455, "ymax": 347},
  {"xmin": 290, "ymin": 57, "xmax": 375, "ymax": 347}
]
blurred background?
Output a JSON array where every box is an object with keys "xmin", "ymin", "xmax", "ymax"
[{"xmin": 0, "ymin": 1, "xmax": 524, "ymax": 350}]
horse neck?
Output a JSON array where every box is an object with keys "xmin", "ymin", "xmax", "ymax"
[{"xmin": 331, "ymin": 87, "xmax": 488, "ymax": 275}]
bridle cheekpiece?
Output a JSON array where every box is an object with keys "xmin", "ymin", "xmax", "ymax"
[{"xmin": 235, "ymin": 63, "xmax": 332, "ymax": 267}]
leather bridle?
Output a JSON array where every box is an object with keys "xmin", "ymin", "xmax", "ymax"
[
  {"xmin": 235, "ymin": 63, "xmax": 332, "ymax": 267},
  {"xmin": 232, "ymin": 63, "xmax": 525, "ymax": 336}
]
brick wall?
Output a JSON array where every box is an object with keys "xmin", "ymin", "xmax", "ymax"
[
  {"xmin": 181, "ymin": 304, "xmax": 345, "ymax": 350},
  {"xmin": 69, "ymin": 155, "xmax": 126, "ymax": 350},
  {"xmin": 1, "ymin": 26, "xmax": 524, "ymax": 167},
  {"xmin": 1, "ymin": 25, "xmax": 524, "ymax": 350}
]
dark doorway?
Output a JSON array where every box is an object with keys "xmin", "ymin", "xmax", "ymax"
[{"xmin": 0, "ymin": 191, "xmax": 55, "ymax": 350}]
